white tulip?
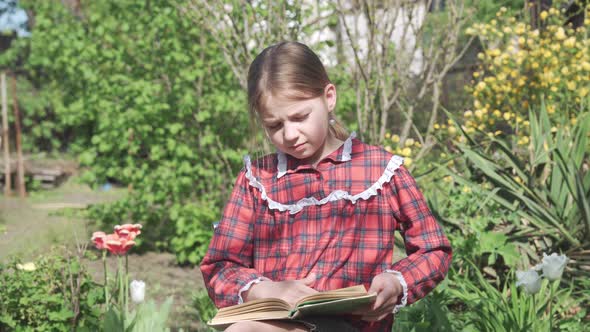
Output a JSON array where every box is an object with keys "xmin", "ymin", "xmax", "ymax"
[
  {"xmin": 130, "ymin": 280, "xmax": 146, "ymax": 304},
  {"xmin": 537, "ymin": 252, "xmax": 568, "ymax": 281},
  {"xmin": 516, "ymin": 270, "xmax": 542, "ymax": 294}
]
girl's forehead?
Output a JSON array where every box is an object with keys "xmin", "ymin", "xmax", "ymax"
[{"xmin": 259, "ymin": 94, "xmax": 318, "ymax": 117}]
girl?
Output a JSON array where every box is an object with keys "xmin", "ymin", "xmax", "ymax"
[{"xmin": 200, "ymin": 41, "xmax": 452, "ymax": 332}]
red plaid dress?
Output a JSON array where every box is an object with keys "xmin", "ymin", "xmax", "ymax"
[{"xmin": 200, "ymin": 136, "xmax": 452, "ymax": 331}]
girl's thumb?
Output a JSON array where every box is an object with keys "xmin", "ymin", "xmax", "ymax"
[{"xmin": 302, "ymin": 272, "xmax": 317, "ymax": 285}]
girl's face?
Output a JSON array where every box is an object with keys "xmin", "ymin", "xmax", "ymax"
[{"xmin": 259, "ymin": 84, "xmax": 338, "ymax": 165}]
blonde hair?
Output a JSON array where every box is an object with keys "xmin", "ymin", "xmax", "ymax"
[{"xmin": 247, "ymin": 41, "xmax": 348, "ymax": 141}]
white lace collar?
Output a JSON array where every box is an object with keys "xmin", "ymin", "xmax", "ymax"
[
  {"xmin": 276, "ymin": 132, "xmax": 357, "ymax": 178},
  {"xmin": 243, "ymin": 144, "xmax": 404, "ymax": 215}
]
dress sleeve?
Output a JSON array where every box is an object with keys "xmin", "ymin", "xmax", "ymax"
[
  {"xmin": 199, "ymin": 169, "xmax": 266, "ymax": 308},
  {"xmin": 386, "ymin": 165, "xmax": 452, "ymax": 307}
]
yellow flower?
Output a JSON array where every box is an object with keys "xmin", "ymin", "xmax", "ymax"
[
  {"xmin": 384, "ymin": 146, "xmax": 393, "ymax": 153},
  {"xmin": 550, "ymin": 86, "xmax": 558, "ymax": 92},
  {"xmin": 582, "ymin": 62, "xmax": 590, "ymax": 71},
  {"xmin": 391, "ymin": 134, "xmax": 400, "ymax": 143},
  {"xmin": 580, "ymin": 87, "xmax": 589, "ymax": 97},
  {"xmin": 476, "ymin": 81, "xmax": 486, "ymax": 92},
  {"xmin": 518, "ymin": 37, "xmax": 526, "ymax": 46},
  {"xmin": 564, "ymin": 37, "xmax": 576, "ymax": 48},
  {"xmin": 16, "ymin": 262, "xmax": 36, "ymax": 271},
  {"xmin": 401, "ymin": 147, "xmax": 412, "ymax": 157},
  {"xmin": 448, "ymin": 126, "xmax": 457, "ymax": 135},
  {"xmin": 571, "ymin": 117, "xmax": 577, "ymax": 126},
  {"xmin": 540, "ymin": 11, "xmax": 548, "ymax": 20},
  {"xmin": 404, "ymin": 138, "xmax": 415, "ymax": 147},
  {"xmin": 547, "ymin": 105, "xmax": 556, "ymax": 114},
  {"xmin": 474, "ymin": 110, "xmax": 484, "ymax": 119},
  {"xmin": 503, "ymin": 112, "xmax": 511, "ymax": 121},
  {"xmin": 567, "ymin": 81, "xmax": 576, "ymax": 90},
  {"xmin": 434, "ymin": 123, "xmax": 440, "ymax": 129},
  {"xmin": 493, "ymin": 110, "xmax": 502, "ymax": 118},
  {"xmin": 464, "ymin": 110, "xmax": 473, "ymax": 118},
  {"xmin": 561, "ymin": 67, "xmax": 569, "ymax": 75},
  {"xmin": 494, "ymin": 130, "xmax": 502, "ymax": 136},
  {"xmin": 532, "ymin": 62, "xmax": 539, "ymax": 69},
  {"xmin": 462, "ymin": 186, "xmax": 472, "ymax": 193},
  {"xmin": 404, "ymin": 157, "xmax": 413, "ymax": 167},
  {"xmin": 385, "ymin": 132, "xmax": 391, "ymax": 139},
  {"xmin": 443, "ymin": 176, "xmax": 453, "ymax": 183},
  {"xmin": 555, "ymin": 27, "xmax": 567, "ymax": 41}
]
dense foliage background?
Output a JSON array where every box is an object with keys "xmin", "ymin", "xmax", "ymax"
[{"xmin": 1, "ymin": 0, "xmax": 588, "ymax": 331}]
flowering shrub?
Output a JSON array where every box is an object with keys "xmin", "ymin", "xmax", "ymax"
[
  {"xmin": 382, "ymin": 133, "xmax": 421, "ymax": 168},
  {"xmin": 0, "ymin": 250, "xmax": 102, "ymax": 331},
  {"xmin": 438, "ymin": 4, "xmax": 590, "ymax": 148}
]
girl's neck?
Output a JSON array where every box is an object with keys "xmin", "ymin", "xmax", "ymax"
[{"xmin": 303, "ymin": 134, "xmax": 345, "ymax": 168}]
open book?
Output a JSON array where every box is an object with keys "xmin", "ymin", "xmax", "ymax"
[{"xmin": 208, "ymin": 285, "xmax": 376, "ymax": 330}]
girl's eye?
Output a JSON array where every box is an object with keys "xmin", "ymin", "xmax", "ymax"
[
  {"xmin": 293, "ymin": 113, "xmax": 309, "ymax": 121},
  {"xmin": 267, "ymin": 123, "xmax": 282, "ymax": 130}
]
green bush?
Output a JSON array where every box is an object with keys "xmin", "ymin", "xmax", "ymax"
[
  {"xmin": 9, "ymin": 0, "xmax": 249, "ymax": 264},
  {"xmin": 0, "ymin": 250, "xmax": 103, "ymax": 331},
  {"xmin": 193, "ymin": 289, "xmax": 217, "ymax": 330}
]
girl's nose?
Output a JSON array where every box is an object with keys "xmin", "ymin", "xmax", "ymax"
[{"xmin": 283, "ymin": 122, "xmax": 298, "ymax": 142}]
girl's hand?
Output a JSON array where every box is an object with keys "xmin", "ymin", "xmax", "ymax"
[
  {"xmin": 243, "ymin": 273, "xmax": 318, "ymax": 306},
  {"xmin": 359, "ymin": 272, "xmax": 403, "ymax": 321}
]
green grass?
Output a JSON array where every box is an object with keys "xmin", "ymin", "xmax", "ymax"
[{"xmin": 0, "ymin": 175, "xmax": 125, "ymax": 261}]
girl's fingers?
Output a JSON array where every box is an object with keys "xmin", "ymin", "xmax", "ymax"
[{"xmin": 300, "ymin": 272, "xmax": 317, "ymax": 286}]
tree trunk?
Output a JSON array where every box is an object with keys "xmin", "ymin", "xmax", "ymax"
[
  {"xmin": 11, "ymin": 73, "xmax": 26, "ymax": 198},
  {"xmin": 1, "ymin": 72, "xmax": 11, "ymax": 196}
]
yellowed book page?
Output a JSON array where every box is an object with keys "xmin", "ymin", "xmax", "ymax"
[
  {"xmin": 216, "ymin": 298, "xmax": 290, "ymax": 316},
  {"xmin": 295, "ymin": 285, "xmax": 368, "ymax": 307},
  {"xmin": 208, "ymin": 310, "xmax": 291, "ymax": 330}
]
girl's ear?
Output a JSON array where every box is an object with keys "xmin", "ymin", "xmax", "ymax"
[{"xmin": 324, "ymin": 84, "xmax": 337, "ymax": 112}]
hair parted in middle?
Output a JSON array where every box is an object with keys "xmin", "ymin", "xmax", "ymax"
[{"xmin": 247, "ymin": 41, "xmax": 348, "ymax": 140}]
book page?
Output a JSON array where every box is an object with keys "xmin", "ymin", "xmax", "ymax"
[
  {"xmin": 295, "ymin": 285, "xmax": 369, "ymax": 307},
  {"xmin": 209, "ymin": 310, "xmax": 291, "ymax": 330},
  {"xmin": 215, "ymin": 298, "xmax": 290, "ymax": 317}
]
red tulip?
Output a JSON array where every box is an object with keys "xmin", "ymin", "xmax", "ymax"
[
  {"xmin": 114, "ymin": 223, "xmax": 142, "ymax": 240},
  {"xmin": 91, "ymin": 231, "xmax": 107, "ymax": 250},
  {"xmin": 104, "ymin": 233, "xmax": 136, "ymax": 255}
]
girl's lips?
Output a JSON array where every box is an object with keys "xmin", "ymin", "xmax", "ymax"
[{"xmin": 292, "ymin": 143, "xmax": 306, "ymax": 151}]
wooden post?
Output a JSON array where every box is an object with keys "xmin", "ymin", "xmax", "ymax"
[
  {"xmin": 528, "ymin": 0, "xmax": 553, "ymax": 29},
  {"xmin": 11, "ymin": 73, "xmax": 26, "ymax": 198},
  {"xmin": 1, "ymin": 72, "xmax": 11, "ymax": 196}
]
